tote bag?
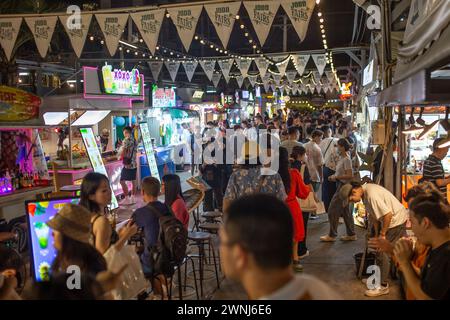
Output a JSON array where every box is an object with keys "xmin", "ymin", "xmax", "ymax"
[{"xmin": 298, "ymin": 165, "xmax": 318, "ymax": 213}]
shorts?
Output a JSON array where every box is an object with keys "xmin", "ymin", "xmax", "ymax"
[{"xmin": 120, "ymin": 168, "xmax": 137, "ymax": 181}]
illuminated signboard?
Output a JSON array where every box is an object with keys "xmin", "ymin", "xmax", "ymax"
[
  {"xmin": 339, "ymin": 82, "xmax": 353, "ymax": 101},
  {"xmin": 152, "ymin": 85, "xmax": 176, "ymax": 108},
  {"xmin": 101, "ymin": 64, "xmax": 142, "ymax": 96},
  {"xmin": 193, "ymin": 91, "xmax": 204, "ymax": 99},
  {"xmin": 139, "ymin": 123, "xmax": 161, "ymax": 182},
  {"xmin": 80, "ymin": 128, "xmax": 119, "ymax": 210}
]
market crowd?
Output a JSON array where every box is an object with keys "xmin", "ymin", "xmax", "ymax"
[{"xmin": 1, "ymin": 108, "xmax": 449, "ymax": 301}]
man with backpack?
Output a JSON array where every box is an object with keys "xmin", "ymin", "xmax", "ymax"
[{"xmin": 131, "ymin": 177, "xmax": 187, "ymax": 297}]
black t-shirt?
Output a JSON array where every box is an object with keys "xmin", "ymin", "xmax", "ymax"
[{"xmin": 420, "ymin": 240, "xmax": 450, "ymax": 300}]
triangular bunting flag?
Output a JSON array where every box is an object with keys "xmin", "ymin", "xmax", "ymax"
[
  {"xmin": 200, "ymin": 60, "xmax": 216, "ymax": 81},
  {"xmin": 95, "ymin": 13, "xmax": 128, "ymax": 56},
  {"xmin": 243, "ymin": 1, "xmax": 279, "ymax": 46},
  {"xmin": 218, "ymin": 59, "xmax": 233, "ymax": 83},
  {"xmin": 286, "ymin": 70, "xmax": 297, "ymax": 84},
  {"xmin": 312, "ymin": 71, "xmax": 321, "ymax": 83},
  {"xmin": 248, "ymin": 75, "xmax": 257, "ymax": 87},
  {"xmin": 326, "ymin": 70, "xmax": 335, "ymax": 83},
  {"xmin": 25, "ymin": 16, "xmax": 57, "ymax": 58},
  {"xmin": 273, "ymin": 74, "xmax": 282, "ymax": 86},
  {"xmin": 236, "ymin": 58, "xmax": 252, "ymax": 78},
  {"xmin": 0, "ymin": 18, "xmax": 22, "ymax": 61},
  {"xmin": 263, "ymin": 81, "xmax": 270, "ymax": 93},
  {"xmin": 59, "ymin": 14, "xmax": 92, "ymax": 58},
  {"xmin": 281, "ymin": 0, "xmax": 316, "ymax": 41},
  {"xmin": 148, "ymin": 61, "xmax": 163, "ymax": 80},
  {"xmin": 168, "ymin": 6, "xmax": 203, "ymax": 52},
  {"xmin": 291, "ymin": 54, "xmax": 310, "ymax": 75},
  {"xmin": 183, "ymin": 61, "xmax": 198, "ymax": 82},
  {"xmin": 277, "ymin": 59, "xmax": 289, "ymax": 77},
  {"xmin": 130, "ymin": 9, "xmax": 165, "ymax": 55},
  {"xmin": 236, "ymin": 75, "xmax": 244, "ymax": 88},
  {"xmin": 255, "ymin": 57, "xmax": 270, "ymax": 78},
  {"xmin": 204, "ymin": 2, "xmax": 241, "ymax": 48},
  {"xmin": 212, "ymin": 73, "xmax": 222, "ymax": 87},
  {"xmin": 315, "ymin": 83, "xmax": 322, "ymax": 94},
  {"xmin": 270, "ymin": 84, "xmax": 276, "ymax": 92},
  {"xmin": 312, "ymin": 53, "xmax": 327, "ymax": 75},
  {"xmin": 165, "ymin": 61, "xmax": 180, "ymax": 82}
]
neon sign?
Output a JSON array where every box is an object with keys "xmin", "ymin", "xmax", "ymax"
[
  {"xmin": 339, "ymin": 82, "xmax": 353, "ymax": 101},
  {"xmin": 101, "ymin": 64, "xmax": 142, "ymax": 96}
]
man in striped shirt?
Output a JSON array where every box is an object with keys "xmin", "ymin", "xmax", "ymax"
[{"xmin": 422, "ymin": 138, "xmax": 450, "ymax": 201}]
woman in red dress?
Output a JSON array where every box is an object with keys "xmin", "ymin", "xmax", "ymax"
[{"xmin": 278, "ymin": 147, "xmax": 311, "ymax": 271}]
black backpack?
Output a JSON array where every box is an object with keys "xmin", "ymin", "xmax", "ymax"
[{"xmin": 147, "ymin": 204, "xmax": 188, "ymax": 276}]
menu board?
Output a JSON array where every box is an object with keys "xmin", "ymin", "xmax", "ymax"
[
  {"xmin": 140, "ymin": 123, "xmax": 160, "ymax": 181},
  {"xmin": 26, "ymin": 198, "xmax": 80, "ymax": 282},
  {"xmin": 80, "ymin": 128, "xmax": 119, "ymax": 209}
]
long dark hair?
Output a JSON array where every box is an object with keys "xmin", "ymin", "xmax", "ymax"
[
  {"xmin": 278, "ymin": 147, "xmax": 291, "ymax": 194},
  {"xmin": 52, "ymin": 234, "xmax": 107, "ymax": 276},
  {"xmin": 79, "ymin": 172, "xmax": 110, "ymax": 214},
  {"xmin": 162, "ymin": 174, "xmax": 183, "ymax": 207}
]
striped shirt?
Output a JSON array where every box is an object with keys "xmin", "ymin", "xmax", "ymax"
[{"xmin": 422, "ymin": 155, "xmax": 447, "ymax": 199}]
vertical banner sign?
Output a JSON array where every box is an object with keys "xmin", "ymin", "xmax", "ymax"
[
  {"xmin": 277, "ymin": 59, "xmax": 289, "ymax": 77},
  {"xmin": 286, "ymin": 70, "xmax": 297, "ymax": 84},
  {"xmin": 32, "ymin": 130, "xmax": 50, "ymax": 180},
  {"xmin": 236, "ymin": 58, "xmax": 252, "ymax": 78},
  {"xmin": 212, "ymin": 73, "xmax": 222, "ymax": 87},
  {"xmin": 204, "ymin": 2, "xmax": 241, "ymax": 48},
  {"xmin": 183, "ymin": 61, "xmax": 198, "ymax": 82},
  {"xmin": 312, "ymin": 53, "xmax": 327, "ymax": 75},
  {"xmin": 59, "ymin": 14, "xmax": 92, "ymax": 58},
  {"xmin": 139, "ymin": 123, "xmax": 161, "ymax": 182},
  {"xmin": 165, "ymin": 61, "xmax": 181, "ymax": 82},
  {"xmin": 273, "ymin": 74, "xmax": 282, "ymax": 86},
  {"xmin": 25, "ymin": 16, "xmax": 57, "ymax": 58},
  {"xmin": 291, "ymin": 54, "xmax": 310, "ymax": 75},
  {"xmin": 168, "ymin": 6, "xmax": 203, "ymax": 52},
  {"xmin": 95, "ymin": 13, "xmax": 128, "ymax": 56},
  {"xmin": 243, "ymin": 1, "xmax": 279, "ymax": 46},
  {"xmin": 236, "ymin": 75, "xmax": 244, "ymax": 88},
  {"xmin": 148, "ymin": 61, "xmax": 163, "ymax": 80},
  {"xmin": 0, "ymin": 18, "xmax": 22, "ymax": 61},
  {"xmin": 200, "ymin": 60, "xmax": 216, "ymax": 81},
  {"xmin": 281, "ymin": 0, "xmax": 316, "ymax": 41},
  {"xmin": 131, "ymin": 9, "xmax": 165, "ymax": 55},
  {"xmin": 255, "ymin": 57, "xmax": 270, "ymax": 78},
  {"xmin": 218, "ymin": 59, "xmax": 233, "ymax": 83},
  {"xmin": 248, "ymin": 75, "xmax": 257, "ymax": 87}
]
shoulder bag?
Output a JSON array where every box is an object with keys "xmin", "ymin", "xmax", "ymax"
[{"xmin": 298, "ymin": 165, "xmax": 318, "ymax": 213}]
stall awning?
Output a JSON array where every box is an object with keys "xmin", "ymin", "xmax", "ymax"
[{"xmin": 167, "ymin": 108, "xmax": 199, "ymax": 119}]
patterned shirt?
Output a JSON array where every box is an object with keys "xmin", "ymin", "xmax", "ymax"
[
  {"xmin": 122, "ymin": 137, "xmax": 137, "ymax": 169},
  {"xmin": 423, "ymin": 154, "xmax": 447, "ymax": 199},
  {"xmin": 224, "ymin": 166, "xmax": 287, "ymax": 202}
]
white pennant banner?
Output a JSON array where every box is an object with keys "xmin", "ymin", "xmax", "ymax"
[
  {"xmin": 95, "ymin": 13, "xmax": 128, "ymax": 56},
  {"xmin": 326, "ymin": 70, "xmax": 335, "ymax": 83},
  {"xmin": 263, "ymin": 81, "xmax": 270, "ymax": 93},
  {"xmin": 281, "ymin": 0, "xmax": 316, "ymax": 41},
  {"xmin": 165, "ymin": 61, "xmax": 181, "ymax": 82},
  {"xmin": 292, "ymin": 83, "xmax": 299, "ymax": 94},
  {"xmin": 200, "ymin": 60, "xmax": 216, "ymax": 81},
  {"xmin": 255, "ymin": 57, "xmax": 270, "ymax": 78},
  {"xmin": 243, "ymin": 1, "xmax": 279, "ymax": 46},
  {"xmin": 0, "ymin": 18, "xmax": 22, "ymax": 61},
  {"xmin": 291, "ymin": 54, "xmax": 310, "ymax": 75},
  {"xmin": 236, "ymin": 58, "xmax": 252, "ymax": 78},
  {"xmin": 286, "ymin": 70, "xmax": 297, "ymax": 84},
  {"xmin": 212, "ymin": 73, "xmax": 222, "ymax": 87},
  {"xmin": 236, "ymin": 75, "xmax": 244, "ymax": 88},
  {"xmin": 312, "ymin": 53, "xmax": 327, "ymax": 75},
  {"xmin": 59, "ymin": 14, "xmax": 92, "ymax": 58},
  {"xmin": 168, "ymin": 6, "xmax": 203, "ymax": 52},
  {"xmin": 270, "ymin": 84, "xmax": 276, "ymax": 92},
  {"xmin": 312, "ymin": 71, "xmax": 321, "ymax": 83},
  {"xmin": 248, "ymin": 75, "xmax": 257, "ymax": 87},
  {"xmin": 204, "ymin": 2, "xmax": 241, "ymax": 48},
  {"xmin": 131, "ymin": 9, "xmax": 165, "ymax": 55},
  {"xmin": 218, "ymin": 59, "xmax": 233, "ymax": 83},
  {"xmin": 183, "ymin": 61, "xmax": 198, "ymax": 82},
  {"xmin": 277, "ymin": 59, "xmax": 289, "ymax": 77},
  {"xmin": 315, "ymin": 84, "xmax": 322, "ymax": 94},
  {"xmin": 148, "ymin": 61, "xmax": 163, "ymax": 80},
  {"xmin": 25, "ymin": 16, "xmax": 57, "ymax": 58},
  {"xmin": 273, "ymin": 74, "xmax": 282, "ymax": 86}
]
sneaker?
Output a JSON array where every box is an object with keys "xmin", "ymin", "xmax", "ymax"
[
  {"xmin": 340, "ymin": 235, "xmax": 357, "ymax": 241},
  {"xmin": 299, "ymin": 250, "xmax": 310, "ymax": 259},
  {"xmin": 320, "ymin": 235, "xmax": 337, "ymax": 242},
  {"xmin": 292, "ymin": 261, "xmax": 303, "ymax": 272},
  {"xmin": 365, "ymin": 284, "xmax": 390, "ymax": 297}
]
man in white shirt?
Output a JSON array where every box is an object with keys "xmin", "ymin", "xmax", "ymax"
[
  {"xmin": 220, "ymin": 194, "xmax": 341, "ymax": 300},
  {"xmin": 319, "ymin": 125, "xmax": 339, "ymax": 211},
  {"xmin": 304, "ymin": 130, "xmax": 324, "ymax": 194},
  {"xmin": 343, "ymin": 182, "xmax": 408, "ymax": 297},
  {"xmin": 281, "ymin": 127, "xmax": 302, "ymax": 157}
]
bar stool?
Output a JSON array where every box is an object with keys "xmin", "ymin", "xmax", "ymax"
[
  {"xmin": 169, "ymin": 256, "xmax": 200, "ymax": 300},
  {"xmin": 201, "ymin": 211, "xmax": 223, "ymax": 223},
  {"xmin": 187, "ymin": 231, "xmax": 220, "ymax": 298},
  {"xmin": 198, "ymin": 222, "xmax": 222, "ymax": 270}
]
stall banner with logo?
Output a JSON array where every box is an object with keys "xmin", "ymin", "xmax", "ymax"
[
  {"xmin": 281, "ymin": 0, "xmax": 315, "ymax": 41},
  {"xmin": 0, "ymin": 86, "xmax": 41, "ymax": 122},
  {"xmin": 139, "ymin": 123, "xmax": 161, "ymax": 182},
  {"xmin": 183, "ymin": 61, "xmax": 198, "ymax": 82},
  {"xmin": 204, "ymin": 2, "xmax": 241, "ymax": 48},
  {"xmin": 32, "ymin": 130, "xmax": 50, "ymax": 180},
  {"xmin": 200, "ymin": 60, "xmax": 216, "ymax": 81},
  {"xmin": 236, "ymin": 58, "xmax": 252, "ymax": 78},
  {"xmin": 165, "ymin": 61, "xmax": 181, "ymax": 82},
  {"xmin": 25, "ymin": 16, "xmax": 57, "ymax": 58},
  {"xmin": 95, "ymin": 13, "xmax": 128, "ymax": 56},
  {"xmin": 131, "ymin": 9, "xmax": 165, "ymax": 55},
  {"xmin": 291, "ymin": 54, "xmax": 310, "ymax": 75},
  {"xmin": 218, "ymin": 59, "xmax": 233, "ymax": 83},
  {"xmin": 148, "ymin": 61, "xmax": 163, "ymax": 80},
  {"xmin": 212, "ymin": 73, "xmax": 222, "ymax": 87},
  {"xmin": 168, "ymin": 6, "xmax": 203, "ymax": 52},
  {"xmin": 255, "ymin": 57, "xmax": 270, "ymax": 78},
  {"xmin": 243, "ymin": 1, "xmax": 279, "ymax": 46},
  {"xmin": 0, "ymin": 18, "xmax": 22, "ymax": 61},
  {"xmin": 59, "ymin": 14, "xmax": 92, "ymax": 58},
  {"xmin": 312, "ymin": 53, "xmax": 327, "ymax": 75}
]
